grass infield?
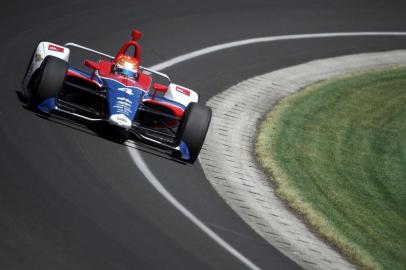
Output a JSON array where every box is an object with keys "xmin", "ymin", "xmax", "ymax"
[{"xmin": 256, "ymin": 66, "xmax": 406, "ymax": 270}]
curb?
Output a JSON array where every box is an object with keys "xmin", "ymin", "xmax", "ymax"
[{"xmin": 199, "ymin": 50, "xmax": 406, "ymax": 270}]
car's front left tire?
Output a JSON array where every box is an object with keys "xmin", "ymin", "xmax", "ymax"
[{"xmin": 27, "ymin": 55, "xmax": 68, "ymax": 110}]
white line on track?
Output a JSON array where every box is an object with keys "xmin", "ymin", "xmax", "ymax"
[
  {"xmin": 150, "ymin": 32, "xmax": 406, "ymax": 71},
  {"xmin": 126, "ymin": 32, "xmax": 406, "ymax": 270},
  {"xmin": 129, "ymin": 149, "xmax": 262, "ymax": 270}
]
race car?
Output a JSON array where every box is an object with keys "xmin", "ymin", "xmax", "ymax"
[{"xmin": 21, "ymin": 30, "xmax": 211, "ymax": 163}]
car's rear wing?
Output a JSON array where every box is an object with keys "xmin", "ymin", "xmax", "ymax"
[{"xmin": 64, "ymin": 42, "xmax": 171, "ymax": 84}]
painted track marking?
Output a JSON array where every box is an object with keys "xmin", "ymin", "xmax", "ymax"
[
  {"xmin": 127, "ymin": 32, "xmax": 406, "ymax": 270},
  {"xmin": 128, "ymin": 149, "xmax": 262, "ymax": 270},
  {"xmin": 150, "ymin": 32, "xmax": 406, "ymax": 71}
]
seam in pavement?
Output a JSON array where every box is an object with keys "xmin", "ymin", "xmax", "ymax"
[{"xmin": 199, "ymin": 50, "xmax": 406, "ymax": 270}]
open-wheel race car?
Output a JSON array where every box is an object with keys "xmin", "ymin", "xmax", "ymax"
[{"xmin": 21, "ymin": 30, "xmax": 211, "ymax": 163}]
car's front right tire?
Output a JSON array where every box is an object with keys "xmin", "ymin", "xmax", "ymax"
[{"xmin": 178, "ymin": 102, "xmax": 212, "ymax": 163}]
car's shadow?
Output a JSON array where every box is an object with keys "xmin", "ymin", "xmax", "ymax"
[{"xmin": 17, "ymin": 91, "xmax": 187, "ymax": 165}]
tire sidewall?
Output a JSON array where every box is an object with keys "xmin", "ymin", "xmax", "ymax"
[
  {"xmin": 179, "ymin": 102, "xmax": 212, "ymax": 163},
  {"xmin": 29, "ymin": 56, "xmax": 67, "ymax": 108}
]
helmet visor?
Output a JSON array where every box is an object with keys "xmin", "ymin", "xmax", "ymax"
[{"xmin": 117, "ymin": 67, "xmax": 136, "ymax": 77}]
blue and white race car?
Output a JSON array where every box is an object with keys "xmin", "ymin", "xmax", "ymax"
[{"xmin": 21, "ymin": 29, "xmax": 212, "ymax": 163}]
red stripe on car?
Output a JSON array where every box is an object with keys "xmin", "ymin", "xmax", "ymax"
[
  {"xmin": 48, "ymin": 44, "xmax": 64, "ymax": 53},
  {"xmin": 176, "ymin": 86, "xmax": 190, "ymax": 96}
]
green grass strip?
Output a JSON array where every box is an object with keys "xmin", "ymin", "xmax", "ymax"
[{"xmin": 256, "ymin": 66, "xmax": 406, "ymax": 270}]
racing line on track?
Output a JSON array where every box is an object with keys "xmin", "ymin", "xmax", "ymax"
[{"xmin": 126, "ymin": 32, "xmax": 406, "ymax": 270}]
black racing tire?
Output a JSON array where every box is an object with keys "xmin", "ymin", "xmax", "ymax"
[
  {"xmin": 178, "ymin": 102, "xmax": 212, "ymax": 163},
  {"xmin": 27, "ymin": 55, "xmax": 68, "ymax": 110}
]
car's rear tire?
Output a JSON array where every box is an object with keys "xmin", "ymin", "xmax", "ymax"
[
  {"xmin": 27, "ymin": 56, "xmax": 68, "ymax": 110},
  {"xmin": 178, "ymin": 102, "xmax": 212, "ymax": 163}
]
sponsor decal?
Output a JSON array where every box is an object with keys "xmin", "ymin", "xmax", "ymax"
[
  {"xmin": 117, "ymin": 87, "xmax": 134, "ymax": 95},
  {"xmin": 176, "ymin": 86, "xmax": 190, "ymax": 96},
  {"xmin": 113, "ymin": 107, "xmax": 132, "ymax": 114},
  {"xmin": 114, "ymin": 96, "xmax": 133, "ymax": 115},
  {"xmin": 116, "ymin": 97, "xmax": 132, "ymax": 104},
  {"xmin": 116, "ymin": 115, "xmax": 128, "ymax": 122},
  {"xmin": 48, "ymin": 44, "xmax": 64, "ymax": 53}
]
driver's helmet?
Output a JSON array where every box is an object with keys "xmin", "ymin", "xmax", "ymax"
[{"xmin": 115, "ymin": 55, "xmax": 139, "ymax": 78}]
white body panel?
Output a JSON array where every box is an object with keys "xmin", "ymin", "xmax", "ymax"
[
  {"xmin": 164, "ymin": 83, "xmax": 199, "ymax": 107},
  {"xmin": 22, "ymin": 42, "xmax": 70, "ymax": 95}
]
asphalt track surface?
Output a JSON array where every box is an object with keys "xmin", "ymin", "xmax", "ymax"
[{"xmin": 1, "ymin": 1, "xmax": 406, "ymax": 269}]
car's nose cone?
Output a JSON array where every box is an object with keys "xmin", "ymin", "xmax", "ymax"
[{"xmin": 108, "ymin": 114, "xmax": 132, "ymax": 129}]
